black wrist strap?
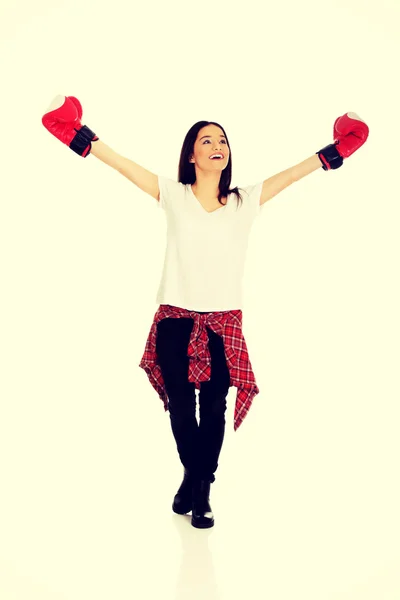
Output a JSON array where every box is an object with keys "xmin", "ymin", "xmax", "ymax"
[
  {"xmin": 70, "ymin": 125, "xmax": 98, "ymax": 157},
  {"xmin": 316, "ymin": 143, "xmax": 343, "ymax": 171}
]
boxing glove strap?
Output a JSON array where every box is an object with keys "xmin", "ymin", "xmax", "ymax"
[
  {"xmin": 316, "ymin": 143, "xmax": 343, "ymax": 171},
  {"xmin": 70, "ymin": 125, "xmax": 98, "ymax": 157}
]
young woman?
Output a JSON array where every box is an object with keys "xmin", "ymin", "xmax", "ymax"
[{"xmin": 42, "ymin": 95, "xmax": 369, "ymax": 528}]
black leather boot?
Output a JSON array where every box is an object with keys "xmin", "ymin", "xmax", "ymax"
[
  {"xmin": 191, "ymin": 478, "xmax": 214, "ymax": 528},
  {"xmin": 172, "ymin": 467, "xmax": 193, "ymax": 515}
]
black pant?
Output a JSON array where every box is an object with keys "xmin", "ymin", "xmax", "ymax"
[{"xmin": 155, "ymin": 314, "xmax": 230, "ymax": 483}]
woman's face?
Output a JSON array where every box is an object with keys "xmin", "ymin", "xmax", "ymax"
[{"xmin": 190, "ymin": 124, "xmax": 230, "ymax": 171}]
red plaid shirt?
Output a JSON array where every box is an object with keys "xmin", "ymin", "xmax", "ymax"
[{"xmin": 139, "ymin": 304, "xmax": 259, "ymax": 431}]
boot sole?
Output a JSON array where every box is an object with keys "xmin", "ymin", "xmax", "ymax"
[
  {"xmin": 191, "ymin": 516, "xmax": 214, "ymax": 528},
  {"xmin": 173, "ymin": 502, "xmax": 215, "ymax": 527},
  {"xmin": 172, "ymin": 503, "xmax": 192, "ymax": 515}
]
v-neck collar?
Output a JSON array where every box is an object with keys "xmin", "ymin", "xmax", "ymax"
[{"xmin": 189, "ymin": 185, "xmax": 227, "ymax": 215}]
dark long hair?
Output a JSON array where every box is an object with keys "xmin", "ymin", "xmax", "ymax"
[{"xmin": 177, "ymin": 121, "xmax": 244, "ymax": 208}]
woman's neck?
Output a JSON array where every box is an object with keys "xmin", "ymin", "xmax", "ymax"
[{"xmin": 191, "ymin": 173, "xmax": 221, "ymax": 199}]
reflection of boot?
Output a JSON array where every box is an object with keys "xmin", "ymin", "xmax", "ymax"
[
  {"xmin": 172, "ymin": 468, "xmax": 193, "ymax": 515},
  {"xmin": 191, "ymin": 479, "xmax": 214, "ymax": 528}
]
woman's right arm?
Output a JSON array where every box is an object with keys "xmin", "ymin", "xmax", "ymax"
[{"xmin": 91, "ymin": 140, "xmax": 160, "ymax": 201}]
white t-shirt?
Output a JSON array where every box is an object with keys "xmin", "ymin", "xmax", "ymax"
[{"xmin": 155, "ymin": 176, "xmax": 265, "ymax": 312}]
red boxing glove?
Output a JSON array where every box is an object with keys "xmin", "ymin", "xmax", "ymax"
[
  {"xmin": 317, "ymin": 112, "xmax": 369, "ymax": 171},
  {"xmin": 42, "ymin": 95, "xmax": 99, "ymax": 157},
  {"xmin": 333, "ymin": 112, "xmax": 369, "ymax": 158}
]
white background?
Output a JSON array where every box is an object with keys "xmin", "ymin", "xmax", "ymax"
[{"xmin": 1, "ymin": 0, "xmax": 399, "ymax": 599}]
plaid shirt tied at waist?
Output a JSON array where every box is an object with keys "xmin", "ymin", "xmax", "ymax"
[{"xmin": 139, "ymin": 304, "xmax": 260, "ymax": 431}]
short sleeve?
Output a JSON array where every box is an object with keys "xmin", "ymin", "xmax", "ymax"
[
  {"xmin": 240, "ymin": 181, "xmax": 264, "ymax": 218},
  {"xmin": 157, "ymin": 175, "xmax": 184, "ymax": 210}
]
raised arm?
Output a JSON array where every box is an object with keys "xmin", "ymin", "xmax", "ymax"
[
  {"xmin": 91, "ymin": 140, "xmax": 160, "ymax": 201},
  {"xmin": 42, "ymin": 95, "xmax": 160, "ymax": 201}
]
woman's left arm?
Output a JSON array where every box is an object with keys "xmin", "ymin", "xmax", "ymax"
[
  {"xmin": 260, "ymin": 155, "xmax": 322, "ymax": 206},
  {"xmin": 259, "ymin": 112, "xmax": 370, "ymax": 207}
]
